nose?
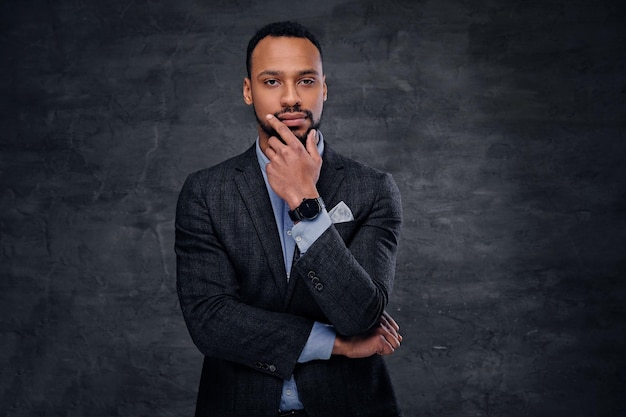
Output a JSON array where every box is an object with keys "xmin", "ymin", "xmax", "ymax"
[{"xmin": 280, "ymin": 84, "xmax": 301, "ymax": 108}]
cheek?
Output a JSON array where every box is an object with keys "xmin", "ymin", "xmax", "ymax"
[
  {"xmin": 251, "ymin": 97, "xmax": 273, "ymax": 116},
  {"xmin": 312, "ymin": 95, "xmax": 325, "ymax": 116},
  {"xmin": 249, "ymin": 86, "xmax": 275, "ymax": 107}
]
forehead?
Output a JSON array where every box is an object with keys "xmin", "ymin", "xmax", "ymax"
[{"xmin": 250, "ymin": 36, "xmax": 323, "ymax": 75}]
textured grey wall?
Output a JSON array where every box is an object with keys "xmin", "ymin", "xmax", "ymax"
[{"xmin": 1, "ymin": 0, "xmax": 625, "ymax": 416}]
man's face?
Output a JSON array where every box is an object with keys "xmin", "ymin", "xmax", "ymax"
[{"xmin": 243, "ymin": 36, "xmax": 327, "ymax": 147}]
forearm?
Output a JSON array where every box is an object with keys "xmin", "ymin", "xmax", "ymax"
[
  {"xmin": 292, "ymin": 173, "xmax": 402, "ymax": 336},
  {"xmin": 293, "ymin": 221, "xmax": 400, "ymax": 335},
  {"xmin": 177, "ymin": 267, "xmax": 313, "ymax": 379}
]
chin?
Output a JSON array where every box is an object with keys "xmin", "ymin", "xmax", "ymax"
[{"xmin": 291, "ymin": 126, "xmax": 309, "ymax": 136}]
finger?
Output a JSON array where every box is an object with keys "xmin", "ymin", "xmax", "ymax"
[
  {"xmin": 266, "ymin": 136, "xmax": 285, "ymax": 157},
  {"xmin": 265, "ymin": 114, "xmax": 299, "ymax": 147},
  {"xmin": 387, "ymin": 331, "xmax": 401, "ymax": 349},
  {"xmin": 380, "ymin": 313, "xmax": 402, "ymax": 345},
  {"xmin": 381, "ymin": 311, "xmax": 400, "ymax": 331},
  {"xmin": 376, "ymin": 324, "xmax": 401, "ymax": 350},
  {"xmin": 265, "ymin": 138, "xmax": 279, "ymax": 155},
  {"xmin": 377, "ymin": 334, "xmax": 395, "ymax": 356},
  {"xmin": 379, "ymin": 315, "xmax": 400, "ymax": 342}
]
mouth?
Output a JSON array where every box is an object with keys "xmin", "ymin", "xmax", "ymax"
[{"xmin": 277, "ymin": 112, "xmax": 309, "ymax": 128}]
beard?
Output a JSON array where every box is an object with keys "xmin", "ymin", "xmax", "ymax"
[{"xmin": 254, "ymin": 105, "xmax": 322, "ymax": 146}]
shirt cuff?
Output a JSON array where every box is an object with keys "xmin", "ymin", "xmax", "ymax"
[
  {"xmin": 291, "ymin": 209, "xmax": 332, "ymax": 254},
  {"xmin": 298, "ymin": 322, "xmax": 336, "ymax": 363}
]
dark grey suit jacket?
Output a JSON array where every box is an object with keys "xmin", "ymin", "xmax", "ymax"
[{"xmin": 175, "ymin": 142, "xmax": 403, "ymax": 417}]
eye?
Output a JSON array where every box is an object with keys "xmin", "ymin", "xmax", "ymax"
[
  {"xmin": 264, "ymin": 79, "xmax": 280, "ymax": 86},
  {"xmin": 299, "ymin": 79, "xmax": 315, "ymax": 86}
]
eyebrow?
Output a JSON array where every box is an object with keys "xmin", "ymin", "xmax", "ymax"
[{"xmin": 256, "ymin": 69, "xmax": 320, "ymax": 78}]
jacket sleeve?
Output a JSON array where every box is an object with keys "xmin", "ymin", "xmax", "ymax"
[
  {"xmin": 292, "ymin": 171, "xmax": 403, "ymax": 336},
  {"xmin": 175, "ymin": 172, "xmax": 313, "ymax": 380}
]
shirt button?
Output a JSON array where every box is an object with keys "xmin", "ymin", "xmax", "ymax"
[
  {"xmin": 287, "ymin": 230, "xmax": 292, "ymax": 236},
  {"xmin": 286, "ymin": 390, "xmax": 292, "ymax": 396},
  {"xmin": 295, "ymin": 236, "xmax": 302, "ymax": 242}
]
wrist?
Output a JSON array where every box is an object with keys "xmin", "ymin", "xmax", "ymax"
[
  {"xmin": 287, "ymin": 191, "xmax": 319, "ymax": 211},
  {"xmin": 332, "ymin": 335, "xmax": 349, "ymax": 357}
]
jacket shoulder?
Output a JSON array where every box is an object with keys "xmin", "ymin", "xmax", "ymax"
[
  {"xmin": 177, "ymin": 145, "xmax": 257, "ymax": 204},
  {"xmin": 328, "ymin": 148, "xmax": 398, "ymax": 188},
  {"xmin": 187, "ymin": 145, "xmax": 255, "ymax": 181}
]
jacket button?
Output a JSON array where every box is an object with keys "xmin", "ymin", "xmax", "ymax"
[
  {"xmin": 269, "ymin": 365, "xmax": 277, "ymax": 372},
  {"xmin": 315, "ymin": 283, "xmax": 324, "ymax": 291},
  {"xmin": 311, "ymin": 276, "xmax": 320, "ymax": 284},
  {"xmin": 308, "ymin": 271, "xmax": 316, "ymax": 278}
]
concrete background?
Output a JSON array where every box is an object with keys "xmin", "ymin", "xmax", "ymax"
[{"xmin": 1, "ymin": 0, "xmax": 625, "ymax": 416}]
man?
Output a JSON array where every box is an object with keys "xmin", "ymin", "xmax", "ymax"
[{"xmin": 175, "ymin": 21, "xmax": 403, "ymax": 417}]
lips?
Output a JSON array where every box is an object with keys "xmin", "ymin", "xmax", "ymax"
[{"xmin": 278, "ymin": 112, "xmax": 308, "ymax": 128}]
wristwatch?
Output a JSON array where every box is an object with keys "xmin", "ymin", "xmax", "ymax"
[{"xmin": 288, "ymin": 197, "xmax": 325, "ymax": 222}]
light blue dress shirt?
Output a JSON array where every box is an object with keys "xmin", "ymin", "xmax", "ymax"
[{"xmin": 255, "ymin": 134, "xmax": 336, "ymax": 412}]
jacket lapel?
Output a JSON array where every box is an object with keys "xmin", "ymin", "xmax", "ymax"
[{"xmin": 233, "ymin": 146, "xmax": 289, "ymax": 298}]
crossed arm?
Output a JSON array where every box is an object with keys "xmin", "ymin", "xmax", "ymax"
[
  {"xmin": 175, "ymin": 176, "xmax": 401, "ymax": 378},
  {"xmin": 260, "ymin": 114, "xmax": 403, "ymax": 358}
]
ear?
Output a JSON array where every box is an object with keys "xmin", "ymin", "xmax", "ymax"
[
  {"xmin": 323, "ymin": 76, "xmax": 328, "ymax": 102},
  {"xmin": 243, "ymin": 78, "xmax": 253, "ymax": 105}
]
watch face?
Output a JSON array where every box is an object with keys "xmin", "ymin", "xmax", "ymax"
[{"xmin": 299, "ymin": 198, "xmax": 321, "ymax": 219}]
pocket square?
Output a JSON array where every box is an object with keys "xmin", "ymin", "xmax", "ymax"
[{"xmin": 328, "ymin": 201, "xmax": 354, "ymax": 223}]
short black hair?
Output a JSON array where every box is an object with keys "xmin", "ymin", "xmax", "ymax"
[{"xmin": 246, "ymin": 21, "xmax": 323, "ymax": 78}]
